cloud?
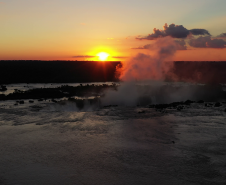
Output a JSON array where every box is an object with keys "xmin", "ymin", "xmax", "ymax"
[
  {"xmin": 136, "ymin": 23, "xmax": 210, "ymax": 40},
  {"xmin": 132, "ymin": 40, "xmax": 187, "ymax": 50},
  {"xmin": 72, "ymin": 55, "xmax": 95, "ymax": 58},
  {"xmin": 189, "ymin": 36, "xmax": 226, "ymax": 48},
  {"xmin": 217, "ymin": 33, "xmax": 226, "ymax": 38},
  {"xmin": 112, "ymin": 56, "xmax": 128, "ymax": 59},
  {"xmin": 131, "ymin": 44, "xmax": 152, "ymax": 49},
  {"xmin": 189, "ymin": 29, "xmax": 210, "ymax": 36}
]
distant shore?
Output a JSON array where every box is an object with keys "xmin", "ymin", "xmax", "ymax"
[
  {"xmin": 1, "ymin": 60, "xmax": 226, "ymax": 84},
  {"xmin": 0, "ymin": 60, "xmax": 122, "ymax": 84}
]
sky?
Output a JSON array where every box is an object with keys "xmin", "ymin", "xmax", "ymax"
[{"xmin": 0, "ymin": 0, "xmax": 226, "ymax": 61}]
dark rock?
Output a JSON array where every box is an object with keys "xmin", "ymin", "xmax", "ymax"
[
  {"xmin": 184, "ymin": 100, "xmax": 193, "ymax": 105},
  {"xmin": 68, "ymin": 97, "xmax": 75, "ymax": 101},
  {"xmin": 0, "ymin": 85, "xmax": 7, "ymax": 91},
  {"xmin": 224, "ymin": 108, "xmax": 226, "ymax": 112},
  {"xmin": 177, "ymin": 105, "xmax": 183, "ymax": 111},
  {"xmin": 19, "ymin": 101, "xmax": 24, "ymax": 104},
  {"xmin": 149, "ymin": 105, "xmax": 156, "ymax": 108},
  {"xmin": 197, "ymin": 100, "xmax": 204, "ymax": 103},
  {"xmin": 214, "ymin": 102, "xmax": 221, "ymax": 107},
  {"xmin": 138, "ymin": 110, "xmax": 145, "ymax": 114},
  {"xmin": 170, "ymin": 102, "xmax": 183, "ymax": 108},
  {"xmin": 155, "ymin": 104, "xmax": 169, "ymax": 109},
  {"xmin": 29, "ymin": 100, "xmax": 34, "ymax": 103},
  {"xmin": 14, "ymin": 103, "xmax": 18, "ymax": 106},
  {"xmin": 205, "ymin": 103, "xmax": 210, "ymax": 107},
  {"xmin": 51, "ymin": 99, "xmax": 57, "ymax": 103},
  {"xmin": 104, "ymin": 105, "xmax": 118, "ymax": 108},
  {"xmin": 0, "ymin": 94, "xmax": 6, "ymax": 100}
]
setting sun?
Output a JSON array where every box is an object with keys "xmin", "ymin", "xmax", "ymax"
[{"xmin": 97, "ymin": 52, "xmax": 109, "ymax": 61}]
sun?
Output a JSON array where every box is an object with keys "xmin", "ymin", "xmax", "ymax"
[{"xmin": 97, "ymin": 52, "xmax": 109, "ymax": 61}]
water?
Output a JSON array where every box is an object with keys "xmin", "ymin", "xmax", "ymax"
[{"xmin": 0, "ymin": 83, "xmax": 226, "ymax": 185}]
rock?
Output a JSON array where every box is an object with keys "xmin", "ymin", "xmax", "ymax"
[
  {"xmin": 104, "ymin": 105, "xmax": 118, "ymax": 108},
  {"xmin": 68, "ymin": 97, "xmax": 75, "ymax": 101},
  {"xmin": 155, "ymin": 104, "xmax": 169, "ymax": 109},
  {"xmin": 184, "ymin": 100, "xmax": 194, "ymax": 105},
  {"xmin": 29, "ymin": 100, "xmax": 34, "ymax": 103},
  {"xmin": 197, "ymin": 100, "xmax": 204, "ymax": 103},
  {"xmin": 19, "ymin": 101, "xmax": 24, "ymax": 104},
  {"xmin": 205, "ymin": 103, "xmax": 210, "ymax": 107},
  {"xmin": 0, "ymin": 85, "xmax": 7, "ymax": 91},
  {"xmin": 224, "ymin": 108, "xmax": 226, "ymax": 112},
  {"xmin": 138, "ymin": 110, "xmax": 145, "ymax": 114},
  {"xmin": 149, "ymin": 105, "xmax": 156, "ymax": 108},
  {"xmin": 214, "ymin": 102, "xmax": 221, "ymax": 107},
  {"xmin": 14, "ymin": 103, "xmax": 18, "ymax": 106},
  {"xmin": 170, "ymin": 102, "xmax": 183, "ymax": 108},
  {"xmin": 51, "ymin": 99, "xmax": 57, "ymax": 103},
  {"xmin": 177, "ymin": 105, "xmax": 183, "ymax": 111}
]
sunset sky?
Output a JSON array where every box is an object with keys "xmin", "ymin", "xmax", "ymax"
[{"xmin": 0, "ymin": 0, "xmax": 226, "ymax": 61}]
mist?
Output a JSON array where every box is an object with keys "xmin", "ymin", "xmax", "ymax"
[
  {"xmin": 52, "ymin": 34, "xmax": 226, "ymax": 111},
  {"xmin": 100, "ymin": 36, "xmax": 226, "ymax": 107},
  {"xmin": 120, "ymin": 36, "xmax": 177, "ymax": 81}
]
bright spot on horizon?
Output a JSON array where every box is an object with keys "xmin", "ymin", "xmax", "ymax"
[{"xmin": 97, "ymin": 52, "xmax": 109, "ymax": 61}]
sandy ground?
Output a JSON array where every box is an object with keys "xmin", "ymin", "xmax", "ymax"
[{"xmin": 0, "ymin": 100, "xmax": 226, "ymax": 185}]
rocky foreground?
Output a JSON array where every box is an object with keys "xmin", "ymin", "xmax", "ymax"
[{"xmin": 0, "ymin": 84, "xmax": 226, "ymax": 112}]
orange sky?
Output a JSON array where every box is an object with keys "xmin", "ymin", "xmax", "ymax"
[
  {"xmin": 0, "ymin": 0, "xmax": 226, "ymax": 61},
  {"xmin": 175, "ymin": 48, "xmax": 226, "ymax": 61}
]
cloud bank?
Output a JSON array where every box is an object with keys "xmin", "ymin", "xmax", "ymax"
[
  {"xmin": 132, "ymin": 39, "xmax": 187, "ymax": 50},
  {"xmin": 72, "ymin": 55, "xmax": 95, "ymax": 58},
  {"xmin": 134, "ymin": 23, "xmax": 226, "ymax": 49},
  {"xmin": 189, "ymin": 36, "xmax": 226, "ymax": 48},
  {"xmin": 217, "ymin": 33, "xmax": 226, "ymax": 38},
  {"xmin": 137, "ymin": 23, "xmax": 210, "ymax": 40}
]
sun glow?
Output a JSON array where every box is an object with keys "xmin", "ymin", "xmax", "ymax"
[{"xmin": 97, "ymin": 52, "xmax": 109, "ymax": 61}]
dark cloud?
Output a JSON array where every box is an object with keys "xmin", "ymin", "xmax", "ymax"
[
  {"xmin": 190, "ymin": 29, "xmax": 210, "ymax": 36},
  {"xmin": 131, "ymin": 44, "xmax": 152, "ymax": 49},
  {"xmin": 164, "ymin": 24, "xmax": 190, "ymax": 38},
  {"xmin": 189, "ymin": 36, "xmax": 226, "ymax": 48},
  {"xmin": 72, "ymin": 55, "xmax": 95, "ymax": 58},
  {"xmin": 112, "ymin": 56, "xmax": 128, "ymax": 59},
  {"xmin": 136, "ymin": 23, "xmax": 210, "ymax": 40},
  {"xmin": 217, "ymin": 33, "xmax": 226, "ymax": 38},
  {"xmin": 132, "ymin": 40, "xmax": 187, "ymax": 50}
]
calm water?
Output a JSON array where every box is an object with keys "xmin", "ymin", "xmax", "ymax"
[{"xmin": 0, "ymin": 83, "xmax": 226, "ymax": 184}]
